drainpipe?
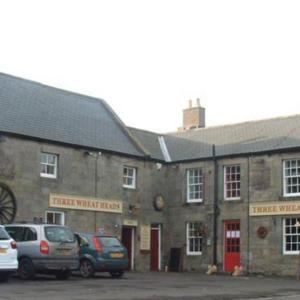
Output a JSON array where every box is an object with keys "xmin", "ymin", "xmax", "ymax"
[
  {"xmin": 94, "ymin": 152, "xmax": 102, "ymax": 232},
  {"xmin": 212, "ymin": 144, "xmax": 219, "ymax": 265},
  {"xmin": 247, "ymin": 156, "xmax": 250, "ymax": 273}
]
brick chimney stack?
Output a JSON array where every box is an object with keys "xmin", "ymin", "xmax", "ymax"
[{"xmin": 179, "ymin": 99, "xmax": 205, "ymax": 131}]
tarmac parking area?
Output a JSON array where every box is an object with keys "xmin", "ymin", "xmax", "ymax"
[{"xmin": 1, "ymin": 272, "xmax": 300, "ymax": 300}]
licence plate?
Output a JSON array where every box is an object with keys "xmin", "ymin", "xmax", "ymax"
[
  {"xmin": 110, "ymin": 252, "xmax": 124, "ymax": 258},
  {"xmin": 0, "ymin": 248, "xmax": 7, "ymax": 254},
  {"xmin": 57, "ymin": 249, "xmax": 71, "ymax": 256}
]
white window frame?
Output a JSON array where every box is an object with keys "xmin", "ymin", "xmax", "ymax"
[
  {"xmin": 40, "ymin": 153, "xmax": 58, "ymax": 179},
  {"xmin": 186, "ymin": 222, "xmax": 202, "ymax": 255},
  {"xmin": 123, "ymin": 166, "xmax": 136, "ymax": 189},
  {"xmin": 224, "ymin": 165, "xmax": 241, "ymax": 200},
  {"xmin": 283, "ymin": 217, "xmax": 300, "ymax": 255},
  {"xmin": 187, "ymin": 169, "xmax": 203, "ymax": 203},
  {"xmin": 45, "ymin": 210, "xmax": 65, "ymax": 225},
  {"xmin": 283, "ymin": 160, "xmax": 300, "ymax": 197}
]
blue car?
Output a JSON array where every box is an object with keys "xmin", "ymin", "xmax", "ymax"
[{"xmin": 76, "ymin": 233, "xmax": 128, "ymax": 278}]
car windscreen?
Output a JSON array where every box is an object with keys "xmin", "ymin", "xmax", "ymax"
[
  {"xmin": 99, "ymin": 237, "xmax": 122, "ymax": 247},
  {"xmin": 45, "ymin": 226, "xmax": 75, "ymax": 243},
  {"xmin": 0, "ymin": 227, "xmax": 10, "ymax": 240}
]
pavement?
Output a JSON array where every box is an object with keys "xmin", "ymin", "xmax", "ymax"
[{"xmin": 1, "ymin": 272, "xmax": 300, "ymax": 300}]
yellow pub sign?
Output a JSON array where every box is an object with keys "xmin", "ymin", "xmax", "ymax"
[
  {"xmin": 250, "ymin": 201, "xmax": 300, "ymax": 216},
  {"xmin": 49, "ymin": 194, "xmax": 122, "ymax": 214}
]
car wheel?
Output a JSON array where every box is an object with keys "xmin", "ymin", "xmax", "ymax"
[
  {"xmin": 80, "ymin": 259, "xmax": 95, "ymax": 278},
  {"xmin": 55, "ymin": 270, "xmax": 71, "ymax": 280},
  {"xmin": 18, "ymin": 258, "xmax": 35, "ymax": 280},
  {"xmin": 109, "ymin": 271, "xmax": 124, "ymax": 278}
]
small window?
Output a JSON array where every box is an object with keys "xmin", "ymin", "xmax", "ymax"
[
  {"xmin": 187, "ymin": 169, "xmax": 203, "ymax": 203},
  {"xmin": 224, "ymin": 165, "xmax": 241, "ymax": 200},
  {"xmin": 283, "ymin": 217, "xmax": 300, "ymax": 254},
  {"xmin": 40, "ymin": 153, "xmax": 58, "ymax": 178},
  {"xmin": 99, "ymin": 236, "xmax": 121, "ymax": 247},
  {"xmin": 0, "ymin": 227, "xmax": 10, "ymax": 240},
  {"xmin": 186, "ymin": 222, "xmax": 203, "ymax": 255},
  {"xmin": 45, "ymin": 211, "xmax": 65, "ymax": 225},
  {"xmin": 123, "ymin": 166, "xmax": 136, "ymax": 189},
  {"xmin": 283, "ymin": 160, "xmax": 300, "ymax": 197},
  {"xmin": 44, "ymin": 226, "xmax": 75, "ymax": 243}
]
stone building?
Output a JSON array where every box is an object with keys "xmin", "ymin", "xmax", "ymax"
[{"xmin": 1, "ymin": 73, "xmax": 300, "ymax": 276}]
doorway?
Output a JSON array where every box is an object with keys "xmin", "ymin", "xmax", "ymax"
[
  {"xmin": 224, "ymin": 220, "xmax": 241, "ymax": 272},
  {"xmin": 121, "ymin": 227, "xmax": 135, "ymax": 270},
  {"xmin": 150, "ymin": 224, "xmax": 161, "ymax": 271}
]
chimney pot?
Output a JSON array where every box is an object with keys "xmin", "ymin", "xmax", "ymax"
[
  {"xmin": 196, "ymin": 98, "xmax": 200, "ymax": 107},
  {"xmin": 188, "ymin": 99, "xmax": 192, "ymax": 108}
]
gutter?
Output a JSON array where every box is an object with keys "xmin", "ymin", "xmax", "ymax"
[
  {"xmin": 166, "ymin": 145, "xmax": 300, "ymax": 165},
  {"xmin": 0, "ymin": 131, "xmax": 165, "ymax": 163}
]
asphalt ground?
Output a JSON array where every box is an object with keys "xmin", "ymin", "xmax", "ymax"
[{"xmin": 1, "ymin": 272, "xmax": 300, "ymax": 300}]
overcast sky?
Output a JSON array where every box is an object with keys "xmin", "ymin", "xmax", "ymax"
[{"xmin": 1, "ymin": 0, "xmax": 299, "ymax": 133}]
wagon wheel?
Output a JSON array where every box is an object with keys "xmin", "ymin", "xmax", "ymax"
[{"xmin": 0, "ymin": 183, "xmax": 16, "ymax": 224}]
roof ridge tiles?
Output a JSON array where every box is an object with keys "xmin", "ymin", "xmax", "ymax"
[{"xmin": 0, "ymin": 72, "xmax": 106, "ymax": 106}]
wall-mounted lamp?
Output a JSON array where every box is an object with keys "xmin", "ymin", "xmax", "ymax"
[
  {"xmin": 128, "ymin": 204, "xmax": 134, "ymax": 215},
  {"xmin": 84, "ymin": 151, "xmax": 93, "ymax": 156}
]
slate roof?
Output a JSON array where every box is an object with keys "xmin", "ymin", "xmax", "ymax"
[
  {"xmin": 171, "ymin": 115, "xmax": 300, "ymax": 158},
  {"xmin": 128, "ymin": 127, "xmax": 165, "ymax": 161},
  {"xmin": 128, "ymin": 127, "xmax": 213, "ymax": 161},
  {"xmin": 1, "ymin": 72, "xmax": 300, "ymax": 163},
  {"xmin": 0, "ymin": 73, "xmax": 145, "ymax": 158}
]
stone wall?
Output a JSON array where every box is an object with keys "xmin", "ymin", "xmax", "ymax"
[
  {"xmin": 0, "ymin": 135, "xmax": 168, "ymax": 272},
  {"xmin": 1, "ymin": 134, "xmax": 300, "ymax": 275}
]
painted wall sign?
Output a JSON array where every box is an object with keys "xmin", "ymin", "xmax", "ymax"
[
  {"xmin": 140, "ymin": 224, "xmax": 151, "ymax": 251},
  {"xmin": 49, "ymin": 194, "xmax": 122, "ymax": 214},
  {"xmin": 250, "ymin": 201, "xmax": 300, "ymax": 216},
  {"xmin": 123, "ymin": 219, "xmax": 138, "ymax": 227}
]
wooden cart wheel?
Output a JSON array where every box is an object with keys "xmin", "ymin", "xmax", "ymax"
[{"xmin": 0, "ymin": 183, "xmax": 16, "ymax": 224}]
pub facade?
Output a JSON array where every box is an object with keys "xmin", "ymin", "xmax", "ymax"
[{"xmin": 1, "ymin": 72, "xmax": 300, "ymax": 276}]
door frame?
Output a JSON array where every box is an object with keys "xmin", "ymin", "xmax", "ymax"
[
  {"xmin": 130, "ymin": 227, "xmax": 135, "ymax": 270},
  {"xmin": 151, "ymin": 224, "xmax": 161, "ymax": 271},
  {"xmin": 223, "ymin": 219, "xmax": 241, "ymax": 272},
  {"xmin": 122, "ymin": 226, "xmax": 135, "ymax": 271}
]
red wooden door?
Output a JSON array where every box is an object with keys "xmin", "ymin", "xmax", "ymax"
[
  {"xmin": 122, "ymin": 227, "xmax": 132, "ymax": 270},
  {"xmin": 224, "ymin": 220, "xmax": 241, "ymax": 272},
  {"xmin": 150, "ymin": 228, "xmax": 159, "ymax": 271}
]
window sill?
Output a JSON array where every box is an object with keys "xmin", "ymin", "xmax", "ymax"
[
  {"xmin": 40, "ymin": 174, "xmax": 57, "ymax": 179},
  {"xmin": 186, "ymin": 252, "xmax": 202, "ymax": 256},
  {"xmin": 184, "ymin": 201, "xmax": 203, "ymax": 207},
  {"xmin": 123, "ymin": 185, "xmax": 136, "ymax": 190},
  {"xmin": 283, "ymin": 252, "xmax": 300, "ymax": 256},
  {"xmin": 187, "ymin": 199, "xmax": 203, "ymax": 203},
  {"xmin": 223, "ymin": 198, "xmax": 243, "ymax": 203},
  {"xmin": 224, "ymin": 197, "xmax": 241, "ymax": 201}
]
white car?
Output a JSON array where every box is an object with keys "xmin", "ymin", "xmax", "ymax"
[{"xmin": 0, "ymin": 225, "xmax": 18, "ymax": 281}]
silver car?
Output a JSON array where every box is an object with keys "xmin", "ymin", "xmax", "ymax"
[
  {"xmin": 0, "ymin": 225, "xmax": 18, "ymax": 281},
  {"xmin": 5, "ymin": 223, "xmax": 79, "ymax": 280}
]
